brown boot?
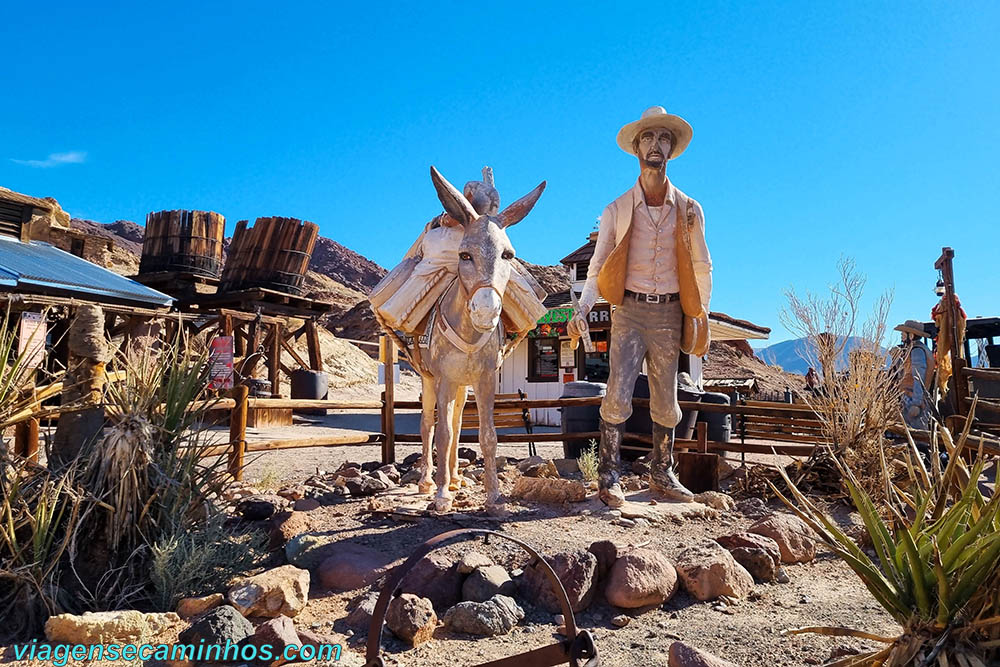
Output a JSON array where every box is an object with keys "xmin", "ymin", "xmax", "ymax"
[
  {"xmin": 598, "ymin": 419, "xmax": 626, "ymax": 508},
  {"xmin": 649, "ymin": 423, "xmax": 694, "ymax": 502}
]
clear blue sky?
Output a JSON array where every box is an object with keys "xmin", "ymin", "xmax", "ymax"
[{"xmin": 3, "ymin": 1, "xmax": 998, "ymax": 344}]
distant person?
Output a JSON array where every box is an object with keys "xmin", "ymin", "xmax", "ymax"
[
  {"xmin": 804, "ymin": 367, "xmax": 819, "ymax": 393},
  {"xmin": 894, "ymin": 320, "xmax": 935, "ymax": 430}
]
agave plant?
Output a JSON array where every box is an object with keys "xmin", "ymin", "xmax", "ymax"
[{"xmin": 770, "ymin": 412, "xmax": 1000, "ymax": 666}]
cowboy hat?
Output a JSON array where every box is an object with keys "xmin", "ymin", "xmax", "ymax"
[
  {"xmin": 895, "ymin": 320, "xmax": 930, "ymax": 338},
  {"xmin": 617, "ymin": 106, "xmax": 693, "ymax": 159}
]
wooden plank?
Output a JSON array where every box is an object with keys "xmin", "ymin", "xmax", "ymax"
[
  {"xmin": 281, "ymin": 334, "xmax": 311, "ymax": 370},
  {"xmin": 14, "ymin": 418, "xmax": 39, "ymax": 462},
  {"xmin": 269, "ymin": 322, "xmax": 282, "ymax": 397},
  {"xmin": 305, "ymin": 319, "xmax": 323, "ymax": 371},
  {"xmin": 228, "ymin": 385, "xmax": 249, "ymax": 480},
  {"xmin": 963, "ymin": 367, "xmax": 1000, "ymax": 380},
  {"xmin": 246, "ymin": 433, "xmax": 382, "ymax": 452}
]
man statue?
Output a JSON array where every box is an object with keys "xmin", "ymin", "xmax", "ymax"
[
  {"xmin": 893, "ymin": 320, "xmax": 935, "ymax": 430},
  {"xmin": 569, "ymin": 106, "xmax": 713, "ymax": 507}
]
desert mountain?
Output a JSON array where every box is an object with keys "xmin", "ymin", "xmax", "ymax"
[{"xmin": 754, "ymin": 335, "xmax": 883, "ymax": 375}]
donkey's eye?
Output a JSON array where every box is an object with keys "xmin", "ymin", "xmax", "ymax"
[
  {"xmin": 459, "ymin": 252, "xmax": 472, "ymax": 261},
  {"xmin": 502, "ymin": 251, "xmax": 514, "ymax": 260}
]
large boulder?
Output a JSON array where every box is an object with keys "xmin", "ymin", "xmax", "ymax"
[
  {"xmin": 668, "ymin": 641, "xmax": 740, "ymax": 667},
  {"xmin": 178, "ymin": 606, "xmax": 254, "ymax": 647},
  {"xmin": 715, "ymin": 533, "xmax": 781, "ymax": 566},
  {"xmin": 317, "ymin": 542, "xmax": 393, "ymax": 591},
  {"xmin": 674, "ymin": 541, "xmax": 754, "ymax": 601},
  {"xmin": 443, "ymin": 595, "xmax": 524, "ymax": 636},
  {"xmin": 399, "ymin": 552, "xmax": 465, "ymax": 612},
  {"xmin": 457, "ymin": 551, "xmax": 494, "ymax": 575},
  {"xmin": 242, "ymin": 615, "xmax": 299, "ymax": 667},
  {"xmin": 176, "ymin": 593, "xmax": 224, "ymax": 619},
  {"xmin": 237, "ymin": 494, "xmax": 287, "ymax": 521},
  {"xmin": 45, "ymin": 610, "xmax": 180, "ymax": 644},
  {"xmin": 344, "ymin": 590, "xmax": 380, "ymax": 631},
  {"xmin": 715, "ymin": 533, "xmax": 782, "ymax": 583},
  {"xmin": 588, "ymin": 540, "xmax": 621, "ymax": 582},
  {"xmin": 228, "ymin": 564, "xmax": 310, "ymax": 618},
  {"xmin": 462, "ymin": 565, "xmax": 515, "ymax": 603},
  {"xmin": 386, "ymin": 593, "xmax": 437, "ymax": 646},
  {"xmin": 520, "ymin": 550, "xmax": 597, "ymax": 613},
  {"xmin": 605, "ymin": 548, "xmax": 679, "ymax": 608},
  {"xmin": 749, "ymin": 514, "xmax": 817, "ymax": 564}
]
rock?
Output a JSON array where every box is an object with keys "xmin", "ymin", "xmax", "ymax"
[
  {"xmin": 463, "ymin": 565, "xmax": 515, "ymax": 602},
  {"xmin": 588, "ymin": 540, "xmax": 620, "ymax": 581},
  {"xmin": 443, "ymin": 595, "xmax": 524, "ymax": 636},
  {"xmin": 400, "ymin": 468, "xmax": 422, "ymax": 485},
  {"xmin": 458, "ymin": 551, "xmax": 495, "ymax": 574},
  {"xmin": 176, "ymin": 593, "xmax": 224, "ymax": 619},
  {"xmin": 553, "ymin": 458, "xmax": 580, "ymax": 476},
  {"xmin": 402, "ymin": 452, "xmax": 422, "ymax": 467},
  {"xmin": 749, "ymin": 513, "xmax": 817, "ymax": 564},
  {"xmin": 45, "ymin": 610, "xmax": 180, "ymax": 644},
  {"xmin": 775, "ymin": 567, "xmax": 790, "ymax": 584},
  {"xmin": 270, "ymin": 511, "xmax": 315, "ymax": 548},
  {"xmin": 399, "ymin": 551, "xmax": 464, "ymax": 612},
  {"xmin": 336, "ymin": 466, "xmax": 363, "ymax": 478},
  {"xmin": 458, "ymin": 447, "xmax": 479, "ymax": 462},
  {"xmin": 237, "ymin": 494, "xmax": 287, "ymax": 521},
  {"xmin": 630, "ymin": 457, "xmax": 651, "ymax": 476},
  {"xmin": 622, "ymin": 476, "xmax": 645, "ymax": 492},
  {"xmin": 386, "ymin": 593, "xmax": 437, "ymax": 646},
  {"xmin": 228, "ymin": 564, "xmax": 310, "ymax": 617},
  {"xmin": 277, "ymin": 485, "xmax": 305, "ymax": 501},
  {"xmin": 611, "ymin": 614, "xmax": 631, "ymax": 628},
  {"xmin": 516, "ymin": 456, "xmax": 545, "ymax": 472},
  {"xmin": 735, "ymin": 497, "xmax": 770, "ymax": 520},
  {"xmin": 303, "ymin": 487, "xmax": 342, "ymax": 505},
  {"xmin": 377, "ymin": 464, "xmax": 401, "ymax": 483},
  {"xmin": 345, "ymin": 590, "xmax": 380, "ymax": 630},
  {"xmin": 317, "ymin": 542, "xmax": 393, "ymax": 592},
  {"xmin": 243, "ymin": 615, "xmax": 299, "ymax": 666},
  {"xmin": 675, "ymin": 541, "xmax": 754, "ymax": 602},
  {"xmin": 692, "ymin": 491, "xmax": 735, "ymax": 511},
  {"xmin": 668, "ymin": 641, "xmax": 739, "ymax": 667},
  {"xmin": 614, "ymin": 517, "xmax": 637, "ymax": 528},
  {"xmin": 463, "ymin": 466, "xmax": 484, "ymax": 481},
  {"xmin": 345, "ymin": 474, "xmax": 391, "ymax": 497},
  {"xmin": 178, "ymin": 606, "xmax": 253, "ymax": 647},
  {"xmin": 605, "ymin": 548, "xmax": 678, "ymax": 608},
  {"xmin": 285, "ymin": 532, "xmax": 343, "ymax": 571},
  {"xmin": 361, "ymin": 461, "xmax": 382, "ymax": 472},
  {"xmin": 715, "ymin": 533, "xmax": 781, "ymax": 568},
  {"xmin": 338, "ymin": 461, "xmax": 362, "ymax": 472},
  {"xmin": 511, "ymin": 477, "xmax": 587, "ymax": 504},
  {"xmin": 495, "ymin": 455, "xmax": 511, "ymax": 470},
  {"xmin": 370, "ymin": 469, "xmax": 396, "ymax": 487},
  {"xmin": 523, "ymin": 460, "xmax": 560, "ymax": 478},
  {"xmin": 728, "ymin": 548, "xmax": 777, "ymax": 583},
  {"xmin": 520, "ymin": 550, "xmax": 597, "ymax": 613},
  {"xmin": 293, "ymin": 498, "xmax": 321, "ymax": 512}
]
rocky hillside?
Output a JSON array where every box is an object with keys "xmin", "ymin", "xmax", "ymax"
[{"xmin": 703, "ymin": 340, "xmax": 806, "ymax": 394}]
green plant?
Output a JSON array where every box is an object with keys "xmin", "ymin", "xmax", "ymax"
[
  {"xmin": 252, "ymin": 465, "xmax": 284, "ymax": 492},
  {"xmin": 772, "ymin": 415, "xmax": 1000, "ymax": 666},
  {"xmin": 149, "ymin": 515, "xmax": 267, "ymax": 610},
  {"xmin": 577, "ymin": 441, "xmax": 599, "ymax": 482}
]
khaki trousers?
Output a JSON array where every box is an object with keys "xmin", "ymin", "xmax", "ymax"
[{"xmin": 600, "ymin": 297, "xmax": 683, "ymax": 428}]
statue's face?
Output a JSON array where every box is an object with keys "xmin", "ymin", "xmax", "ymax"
[{"xmin": 636, "ymin": 126, "xmax": 674, "ymax": 169}]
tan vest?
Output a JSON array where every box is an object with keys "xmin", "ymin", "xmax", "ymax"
[{"xmin": 596, "ymin": 189, "xmax": 710, "ymax": 356}]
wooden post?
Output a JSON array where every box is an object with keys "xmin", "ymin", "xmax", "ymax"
[
  {"xmin": 935, "ymin": 247, "xmax": 967, "ymax": 416},
  {"xmin": 269, "ymin": 322, "xmax": 282, "ymax": 397},
  {"xmin": 245, "ymin": 318, "xmax": 261, "ymax": 378},
  {"xmin": 14, "ymin": 418, "xmax": 39, "ymax": 462},
  {"xmin": 305, "ymin": 319, "xmax": 323, "ymax": 371},
  {"xmin": 229, "ymin": 384, "xmax": 249, "ymax": 480},
  {"xmin": 382, "ymin": 336, "xmax": 395, "ymax": 464}
]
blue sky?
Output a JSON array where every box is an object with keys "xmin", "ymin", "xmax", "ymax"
[{"xmin": 3, "ymin": 1, "xmax": 998, "ymax": 344}]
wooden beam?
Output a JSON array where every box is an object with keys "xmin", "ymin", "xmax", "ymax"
[
  {"xmin": 247, "ymin": 433, "xmax": 382, "ymax": 451},
  {"xmin": 228, "ymin": 384, "xmax": 249, "ymax": 480},
  {"xmin": 281, "ymin": 336, "xmax": 311, "ymax": 370},
  {"xmin": 305, "ymin": 319, "xmax": 323, "ymax": 371},
  {"xmin": 269, "ymin": 322, "xmax": 282, "ymax": 397},
  {"xmin": 382, "ymin": 337, "xmax": 395, "ymax": 464},
  {"xmin": 14, "ymin": 418, "xmax": 39, "ymax": 462}
]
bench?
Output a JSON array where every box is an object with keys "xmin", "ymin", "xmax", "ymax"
[
  {"xmin": 734, "ymin": 399, "xmax": 825, "ymax": 445},
  {"xmin": 461, "ymin": 391, "xmax": 536, "ymax": 456}
]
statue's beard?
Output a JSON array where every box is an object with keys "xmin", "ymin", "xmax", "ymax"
[{"xmin": 641, "ymin": 153, "xmax": 665, "ymax": 169}]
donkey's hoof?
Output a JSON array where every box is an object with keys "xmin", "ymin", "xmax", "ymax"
[
  {"xmin": 485, "ymin": 502, "xmax": 511, "ymax": 519},
  {"xmin": 418, "ymin": 481, "xmax": 435, "ymax": 495},
  {"xmin": 433, "ymin": 496, "xmax": 454, "ymax": 513},
  {"xmin": 448, "ymin": 477, "xmax": 471, "ymax": 492}
]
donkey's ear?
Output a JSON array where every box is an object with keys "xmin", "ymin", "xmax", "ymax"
[
  {"xmin": 498, "ymin": 181, "xmax": 546, "ymax": 228},
  {"xmin": 430, "ymin": 166, "xmax": 478, "ymax": 227}
]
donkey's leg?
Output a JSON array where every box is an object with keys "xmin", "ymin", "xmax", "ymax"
[
  {"xmin": 418, "ymin": 374, "xmax": 437, "ymax": 495},
  {"xmin": 475, "ymin": 375, "xmax": 507, "ymax": 516},
  {"xmin": 449, "ymin": 387, "xmax": 470, "ymax": 491},
  {"xmin": 433, "ymin": 379, "xmax": 459, "ymax": 513}
]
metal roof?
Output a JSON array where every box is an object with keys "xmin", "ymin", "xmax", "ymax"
[{"xmin": 0, "ymin": 237, "xmax": 173, "ymax": 308}]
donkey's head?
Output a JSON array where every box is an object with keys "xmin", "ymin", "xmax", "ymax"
[{"xmin": 430, "ymin": 166, "xmax": 545, "ymax": 333}]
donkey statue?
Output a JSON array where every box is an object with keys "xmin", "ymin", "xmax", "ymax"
[{"xmin": 416, "ymin": 166, "xmax": 545, "ymax": 515}]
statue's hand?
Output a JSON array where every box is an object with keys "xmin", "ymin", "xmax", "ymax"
[{"xmin": 567, "ymin": 308, "xmax": 591, "ymax": 339}]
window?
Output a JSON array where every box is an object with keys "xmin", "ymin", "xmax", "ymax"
[
  {"xmin": 581, "ymin": 331, "xmax": 610, "ymax": 382},
  {"xmin": 70, "ymin": 238, "xmax": 85, "ymax": 258},
  {"xmin": 574, "ymin": 262, "xmax": 589, "ymax": 281},
  {"xmin": 528, "ymin": 337, "xmax": 560, "ymax": 382},
  {"xmin": 0, "ymin": 201, "xmax": 27, "ymax": 239}
]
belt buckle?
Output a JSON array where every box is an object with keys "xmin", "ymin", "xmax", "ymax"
[{"xmin": 645, "ymin": 293, "xmax": 660, "ymax": 304}]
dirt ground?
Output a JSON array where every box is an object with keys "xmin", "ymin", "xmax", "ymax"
[{"xmin": 3, "ymin": 377, "xmax": 902, "ymax": 667}]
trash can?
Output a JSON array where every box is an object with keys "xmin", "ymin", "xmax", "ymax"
[
  {"xmin": 698, "ymin": 391, "xmax": 731, "ymax": 443},
  {"xmin": 291, "ymin": 369, "xmax": 329, "ymax": 415},
  {"xmin": 561, "ymin": 381, "xmax": 605, "ymax": 459},
  {"xmin": 625, "ymin": 374, "xmax": 701, "ymax": 455}
]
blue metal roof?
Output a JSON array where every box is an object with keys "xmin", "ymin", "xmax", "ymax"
[{"xmin": 0, "ymin": 236, "xmax": 173, "ymax": 308}]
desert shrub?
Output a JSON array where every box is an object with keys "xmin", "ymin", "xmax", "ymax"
[
  {"xmin": 149, "ymin": 515, "xmax": 267, "ymax": 610},
  {"xmin": 577, "ymin": 441, "xmax": 599, "ymax": 482}
]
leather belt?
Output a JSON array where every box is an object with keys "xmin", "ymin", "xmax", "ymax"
[{"xmin": 623, "ymin": 290, "xmax": 679, "ymax": 304}]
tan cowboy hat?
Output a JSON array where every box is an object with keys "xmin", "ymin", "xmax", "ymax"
[
  {"xmin": 895, "ymin": 320, "xmax": 930, "ymax": 338},
  {"xmin": 617, "ymin": 106, "xmax": 693, "ymax": 159}
]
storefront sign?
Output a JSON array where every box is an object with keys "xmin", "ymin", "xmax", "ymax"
[
  {"xmin": 208, "ymin": 336, "xmax": 235, "ymax": 390},
  {"xmin": 18, "ymin": 312, "xmax": 46, "ymax": 370},
  {"xmin": 560, "ymin": 339, "xmax": 575, "ymax": 367}
]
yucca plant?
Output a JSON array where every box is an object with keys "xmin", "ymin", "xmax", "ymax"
[{"xmin": 771, "ymin": 411, "xmax": 1000, "ymax": 666}]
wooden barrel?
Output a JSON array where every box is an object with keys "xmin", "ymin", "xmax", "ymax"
[
  {"xmin": 219, "ymin": 217, "xmax": 318, "ymax": 296},
  {"xmin": 139, "ymin": 210, "xmax": 225, "ymax": 278}
]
